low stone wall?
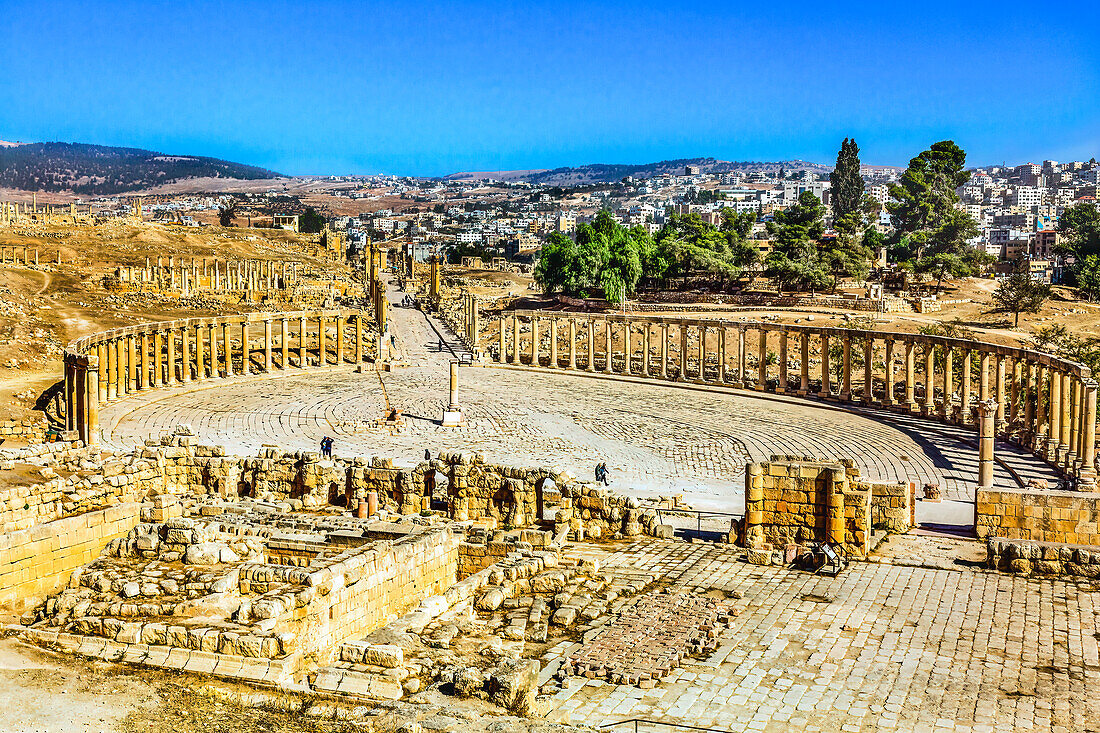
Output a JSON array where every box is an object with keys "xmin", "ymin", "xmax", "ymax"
[
  {"xmin": 0, "ymin": 417, "xmax": 49, "ymax": 444},
  {"xmin": 870, "ymin": 481, "xmax": 914, "ymax": 533},
  {"xmin": 987, "ymin": 537, "xmax": 1100, "ymax": 578},
  {"xmin": 976, "ymin": 488, "xmax": 1100, "ymax": 545},
  {"xmin": 0, "ymin": 503, "xmax": 142, "ymax": 612}
]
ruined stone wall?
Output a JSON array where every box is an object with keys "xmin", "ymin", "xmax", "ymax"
[
  {"xmin": 870, "ymin": 481, "xmax": 914, "ymax": 533},
  {"xmin": 976, "ymin": 488, "xmax": 1100, "ymax": 545},
  {"xmin": 987, "ymin": 537, "xmax": 1100, "ymax": 578},
  {"xmin": 0, "ymin": 417, "xmax": 49, "ymax": 444},
  {"xmin": 459, "ymin": 528, "xmax": 553, "ymax": 580},
  {"xmin": 0, "ymin": 503, "xmax": 142, "ymax": 612},
  {"xmin": 295, "ymin": 528, "xmax": 460, "ymax": 665}
]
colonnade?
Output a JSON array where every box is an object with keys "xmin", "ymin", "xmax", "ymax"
[
  {"xmin": 115, "ymin": 257, "xmax": 300, "ymax": 293},
  {"xmin": 63, "ymin": 309, "xmax": 371, "ymax": 446},
  {"xmin": 0, "ymin": 246, "xmax": 41, "ymax": 266},
  {"xmin": 493, "ymin": 311, "xmax": 1098, "ymax": 487}
]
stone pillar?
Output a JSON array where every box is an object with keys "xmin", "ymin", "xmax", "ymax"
[
  {"xmin": 1068, "ymin": 377, "xmax": 1081, "ymax": 473},
  {"xmin": 976, "ymin": 399, "xmax": 997, "ymax": 490},
  {"xmin": 606, "ymin": 321, "xmax": 614, "ymax": 374},
  {"xmin": 207, "ymin": 324, "xmax": 218, "ymax": 378},
  {"xmin": 840, "ymin": 334, "xmax": 852, "ymax": 401},
  {"xmin": 264, "ymin": 319, "xmax": 273, "ymax": 371},
  {"xmin": 1024, "ymin": 362, "xmax": 1037, "ymax": 445},
  {"xmin": 1009, "ymin": 358, "xmax": 1021, "ymax": 439},
  {"xmin": 512, "ymin": 315, "xmax": 520, "ymax": 365},
  {"xmin": 1060, "ymin": 372, "xmax": 1073, "ymax": 465},
  {"xmin": 550, "ymin": 317, "xmax": 558, "ymax": 368},
  {"xmin": 661, "ymin": 323, "xmax": 669, "ymax": 379},
  {"xmin": 883, "ymin": 339, "xmax": 895, "ymax": 407},
  {"xmin": 299, "ymin": 317, "xmax": 308, "ymax": 368},
  {"xmin": 623, "ymin": 321, "xmax": 631, "ymax": 375},
  {"xmin": 319, "ymin": 315, "xmax": 328, "ymax": 367},
  {"xmin": 85, "ymin": 365, "xmax": 99, "ymax": 446},
  {"xmin": 904, "ymin": 341, "xmax": 916, "ymax": 412},
  {"xmin": 826, "ymin": 467, "xmax": 845, "ymax": 546},
  {"xmin": 799, "ymin": 332, "xmax": 809, "ymax": 396},
  {"xmin": 922, "ymin": 346, "xmax": 935, "ymax": 417},
  {"xmin": 960, "ymin": 350, "xmax": 972, "ymax": 425},
  {"xmin": 195, "ymin": 324, "xmax": 205, "ymax": 381},
  {"xmin": 1048, "ymin": 369, "xmax": 1061, "ymax": 459},
  {"xmin": 587, "ymin": 319, "xmax": 595, "ymax": 372},
  {"xmin": 336, "ymin": 315, "xmax": 345, "ymax": 365},
  {"xmin": 820, "ymin": 333, "xmax": 831, "ymax": 398},
  {"xmin": 778, "ymin": 331, "xmax": 788, "ymax": 394},
  {"xmin": 241, "ymin": 321, "xmax": 251, "ymax": 375},
  {"xmin": 1079, "ymin": 380, "xmax": 1097, "ymax": 488},
  {"xmin": 568, "ymin": 318, "xmax": 577, "ymax": 369},
  {"xmin": 718, "ymin": 327, "xmax": 726, "ymax": 383},
  {"xmin": 164, "ymin": 329, "xmax": 174, "ymax": 385},
  {"xmin": 678, "ymin": 325, "xmax": 687, "ymax": 381},
  {"xmin": 696, "ymin": 325, "xmax": 705, "ymax": 382},
  {"xmin": 941, "ymin": 347, "xmax": 955, "ymax": 421},
  {"xmin": 223, "ymin": 322, "xmax": 234, "ymax": 377},
  {"xmin": 106, "ymin": 341, "xmax": 117, "ymax": 400},
  {"xmin": 279, "ymin": 318, "xmax": 289, "ymax": 369},
  {"xmin": 994, "ymin": 355, "xmax": 1006, "ymax": 435},
  {"xmin": 643, "ymin": 322, "xmax": 651, "ymax": 376},
  {"xmin": 449, "ymin": 361, "xmax": 460, "ymax": 410},
  {"xmin": 354, "ymin": 315, "xmax": 363, "ymax": 366},
  {"xmin": 180, "ymin": 326, "xmax": 190, "ymax": 383},
  {"xmin": 125, "ymin": 335, "xmax": 136, "ymax": 392},
  {"xmin": 738, "ymin": 328, "xmax": 747, "ymax": 387},
  {"xmin": 499, "ymin": 314, "xmax": 507, "ymax": 363},
  {"xmin": 139, "ymin": 332, "xmax": 149, "ymax": 389},
  {"xmin": 862, "ymin": 337, "xmax": 873, "ymax": 405},
  {"xmin": 531, "ymin": 316, "xmax": 540, "ymax": 367},
  {"xmin": 756, "ymin": 328, "xmax": 766, "ymax": 391}
]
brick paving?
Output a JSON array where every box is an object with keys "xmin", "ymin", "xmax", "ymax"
[{"xmin": 549, "ymin": 538, "xmax": 1100, "ymax": 733}]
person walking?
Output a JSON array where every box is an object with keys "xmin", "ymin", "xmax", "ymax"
[{"xmin": 595, "ymin": 462, "xmax": 610, "ymax": 486}]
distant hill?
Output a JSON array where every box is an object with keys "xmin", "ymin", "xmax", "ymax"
[
  {"xmin": 0, "ymin": 141, "xmax": 283, "ymax": 196},
  {"xmin": 507, "ymin": 157, "xmax": 830, "ymax": 186}
]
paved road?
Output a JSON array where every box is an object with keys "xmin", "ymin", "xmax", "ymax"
[
  {"xmin": 99, "ymin": 276, "xmax": 1062, "ymax": 513},
  {"xmin": 550, "ymin": 538, "xmax": 1099, "ymax": 733}
]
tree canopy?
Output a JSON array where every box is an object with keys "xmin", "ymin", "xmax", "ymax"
[
  {"xmin": 829, "ymin": 138, "xmax": 864, "ymax": 229},
  {"xmin": 992, "ymin": 269, "xmax": 1051, "ymax": 327}
]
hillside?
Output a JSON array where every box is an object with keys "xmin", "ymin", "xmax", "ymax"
[
  {"xmin": 513, "ymin": 157, "xmax": 830, "ymax": 185},
  {"xmin": 0, "ymin": 142, "xmax": 283, "ymax": 196}
]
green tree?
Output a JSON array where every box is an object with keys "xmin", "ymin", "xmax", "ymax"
[
  {"xmin": 1058, "ymin": 202, "xmax": 1100, "ymax": 261},
  {"xmin": 299, "ymin": 207, "xmax": 326, "ymax": 234},
  {"xmin": 829, "ymin": 138, "xmax": 864, "ymax": 228},
  {"xmin": 764, "ymin": 191, "xmax": 828, "ymax": 291},
  {"xmin": 992, "ymin": 269, "xmax": 1051, "ymax": 327},
  {"xmin": 1076, "ymin": 254, "xmax": 1100, "ymax": 302},
  {"xmin": 217, "ymin": 200, "xmax": 239, "ymax": 227}
]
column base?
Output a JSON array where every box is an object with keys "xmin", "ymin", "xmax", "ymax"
[{"xmin": 441, "ymin": 409, "xmax": 465, "ymax": 427}]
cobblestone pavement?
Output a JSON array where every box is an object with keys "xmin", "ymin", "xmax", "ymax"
[
  {"xmin": 549, "ymin": 538, "xmax": 1100, "ymax": 733},
  {"xmin": 98, "ymin": 278, "xmax": 1062, "ymax": 511}
]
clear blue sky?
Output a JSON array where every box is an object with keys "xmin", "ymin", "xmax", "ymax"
[{"xmin": 1, "ymin": 0, "xmax": 1097, "ymax": 177}]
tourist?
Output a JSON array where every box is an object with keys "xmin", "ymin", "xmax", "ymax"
[
  {"xmin": 320, "ymin": 436, "xmax": 332, "ymax": 458},
  {"xmin": 595, "ymin": 463, "xmax": 610, "ymax": 485}
]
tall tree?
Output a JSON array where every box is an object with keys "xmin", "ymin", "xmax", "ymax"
[
  {"xmin": 992, "ymin": 269, "xmax": 1051, "ymax": 327},
  {"xmin": 217, "ymin": 200, "xmax": 238, "ymax": 227},
  {"xmin": 764, "ymin": 191, "xmax": 828, "ymax": 292},
  {"xmin": 1057, "ymin": 202, "xmax": 1100, "ymax": 261},
  {"xmin": 829, "ymin": 138, "xmax": 864, "ymax": 229}
]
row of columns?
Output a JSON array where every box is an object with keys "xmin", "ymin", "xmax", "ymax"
[
  {"xmin": 496, "ymin": 313, "xmax": 1098, "ymax": 487},
  {"xmin": 67, "ymin": 312, "xmax": 369, "ymax": 445},
  {"xmin": 116, "ymin": 257, "xmax": 298, "ymax": 292}
]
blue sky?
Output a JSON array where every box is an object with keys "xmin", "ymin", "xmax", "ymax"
[{"xmin": 1, "ymin": 0, "xmax": 1097, "ymax": 176}]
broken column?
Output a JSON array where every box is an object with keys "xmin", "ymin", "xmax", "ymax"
[
  {"xmin": 442, "ymin": 360, "xmax": 464, "ymax": 427},
  {"xmin": 976, "ymin": 398, "xmax": 997, "ymax": 489}
]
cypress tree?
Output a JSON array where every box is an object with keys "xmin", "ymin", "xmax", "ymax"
[{"xmin": 829, "ymin": 138, "xmax": 864, "ymax": 224}]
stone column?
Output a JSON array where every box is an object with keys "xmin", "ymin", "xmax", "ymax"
[
  {"xmin": 756, "ymin": 328, "xmax": 766, "ymax": 391},
  {"xmin": 941, "ymin": 347, "xmax": 954, "ymax": 422},
  {"xmin": 550, "ymin": 317, "xmax": 558, "ymax": 369},
  {"xmin": 128, "ymin": 335, "xmax": 138, "ymax": 392},
  {"xmin": 354, "ymin": 315, "xmax": 363, "ymax": 366},
  {"xmin": 976, "ymin": 399, "xmax": 997, "ymax": 490},
  {"xmin": 1009, "ymin": 358, "xmax": 1021, "ymax": 439},
  {"xmin": 922, "ymin": 346, "xmax": 935, "ymax": 417},
  {"xmin": 718, "ymin": 327, "xmax": 727, "ymax": 383},
  {"xmin": 568, "ymin": 318, "xmax": 577, "ymax": 369},
  {"xmin": 605, "ymin": 321, "xmax": 614, "ymax": 374},
  {"xmin": 840, "ymin": 334, "xmax": 852, "ymax": 401},
  {"xmin": 208, "ymin": 324, "xmax": 219, "ymax": 378},
  {"xmin": 661, "ymin": 323, "xmax": 669, "ymax": 379},
  {"xmin": 531, "ymin": 316, "xmax": 540, "ymax": 367},
  {"xmin": 642, "ymin": 322, "xmax": 651, "ymax": 376},
  {"xmin": 448, "ymin": 361, "xmax": 460, "ymax": 411},
  {"xmin": 587, "ymin": 319, "xmax": 595, "ymax": 372},
  {"xmin": 960, "ymin": 350, "xmax": 972, "ymax": 425},
  {"xmin": 180, "ymin": 326, "xmax": 190, "ymax": 383},
  {"xmin": 678, "ymin": 325, "xmax": 687, "ymax": 381},
  {"xmin": 1048, "ymin": 369, "xmax": 1061, "ymax": 459},
  {"xmin": 280, "ymin": 319, "xmax": 289, "ymax": 368},
  {"xmin": 264, "ymin": 319, "xmax": 273, "ymax": 371},
  {"xmin": 195, "ymin": 324, "xmax": 205, "ymax": 381},
  {"xmin": 738, "ymin": 328, "xmax": 748, "ymax": 387},
  {"xmin": 499, "ymin": 314, "xmax": 507, "ymax": 363},
  {"xmin": 1080, "ymin": 381, "xmax": 1098, "ymax": 488},
  {"xmin": 336, "ymin": 315, "xmax": 345, "ymax": 365},
  {"xmin": 139, "ymin": 332, "xmax": 149, "ymax": 389},
  {"xmin": 299, "ymin": 317, "xmax": 308, "ymax": 368},
  {"xmin": 799, "ymin": 332, "xmax": 809, "ymax": 396},
  {"xmin": 994, "ymin": 355, "xmax": 1006, "ymax": 435},
  {"xmin": 820, "ymin": 333, "xmax": 831, "ymax": 398},
  {"xmin": 86, "ymin": 364, "xmax": 99, "ymax": 446},
  {"xmin": 164, "ymin": 329, "xmax": 174, "ymax": 385},
  {"xmin": 1068, "ymin": 377, "xmax": 1081, "ymax": 472},
  {"xmin": 222, "ymin": 322, "xmax": 233, "ymax": 376},
  {"xmin": 106, "ymin": 340, "xmax": 118, "ymax": 400},
  {"xmin": 862, "ymin": 337, "xmax": 873, "ymax": 405},
  {"xmin": 318, "ymin": 315, "xmax": 327, "ymax": 367},
  {"xmin": 241, "ymin": 321, "xmax": 251, "ymax": 375},
  {"xmin": 512, "ymin": 315, "xmax": 520, "ymax": 365},
  {"xmin": 826, "ymin": 467, "xmax": 846, "ymax": 546},
  {"xmin": 1060, "ymin": 372, "xmax": 1073, "ymax": 465},
  {"xmin": 96, "ymin": 343, "xmax": 107, "ymax": 403},
  {"xmin": 883, "ymin": 338, "xmax": 895, "ymax": 407},
  {"xmin": 778, "ymin": 331, "xmax": 788, "ymax": 394},
  {"xmin": 697, "ymin": 325, "xmax": 705, "ymax": 382},
  {"xmin": 1024, "ymin": 362, "xmax": 1037, "ymax": 445},
  {"xmin": 904, "ymin": 341, "xmax": 916, "ymax": 411},
  {"xmin": 623, "ymin": 322, "xmax": 631, "ymax": 375}
]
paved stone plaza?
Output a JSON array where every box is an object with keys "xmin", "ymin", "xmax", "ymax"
[
  {"xmin": 98, "ymin": 286, "xmax": 1062, "ymax": 513},
  {"xmin": 549, "ymin": 538, "xmax": 1100, "ymax": 733}
]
